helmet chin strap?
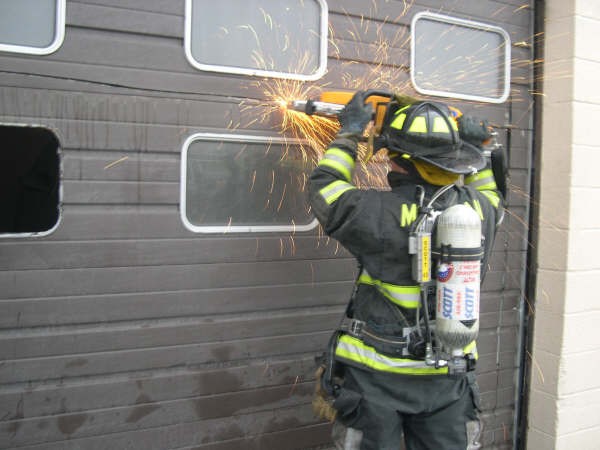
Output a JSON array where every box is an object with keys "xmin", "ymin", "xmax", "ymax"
[
  {"xmin": 388, "ymin": 152, "xmax": 460, "ymax": 186},
  {"xmin": 389, "ymin": 158, "xmax": 409, "ymax": 175}
]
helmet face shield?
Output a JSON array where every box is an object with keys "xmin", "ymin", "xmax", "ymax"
[{"xmin": 382, "ymin": 101, "xmax": 485, "ymax": 174}]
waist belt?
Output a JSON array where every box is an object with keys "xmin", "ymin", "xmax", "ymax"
[
  {"xmin": 339, "ymin": 317, "xmax": 410, "ymax": 358},
  {"xmin": 338, "ymin": 317, "xmax": 477, "ymax": 372}
]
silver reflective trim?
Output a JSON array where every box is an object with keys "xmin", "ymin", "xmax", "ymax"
[
  {"xmin": 332, "ymin": 423, "xmax": 363, "ymax": 450},
  {"xmin": 466, "ymin": 419, "xmax": 483, "ymax": 450}
]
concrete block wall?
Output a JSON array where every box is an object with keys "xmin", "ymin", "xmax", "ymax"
[{"xmin": 527, "ymin": 0, "xmax": 600, "ymax": 448}]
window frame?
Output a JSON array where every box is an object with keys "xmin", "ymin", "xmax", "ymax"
[
  {"xmin": 410, "ymin": 12, "xmax": 511, "ymax": 104},
  {"xmin": 180, "ymin": 132, "xmax": 319, "ymax": 234},
  {"xmin": 0, "ymin": 0, "xmax": 66, "ymax": 56},
  {"xmin": 183, "ymin": 0, "xmax": 329, "ymax": 81},
  {"xmin": 0, "ymin": 122, "xmax": 63, "ymax": 239}
]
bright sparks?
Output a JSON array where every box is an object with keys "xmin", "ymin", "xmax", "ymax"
[{"xmin": 237, "ymin": 5, "xmax": 422, "ymax": 190}]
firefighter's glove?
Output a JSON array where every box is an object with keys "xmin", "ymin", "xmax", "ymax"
[
  {"xmin": 457, "ymin": 114, "xmax": 491, "ymax": 148},
  {"xmin": 338, "ymin": 91, "xmax": 373, "ymax": 139},
  {"xmin": 312, "ymin": 365, "xmax": 337, "ymax": 422},
  {"xmin": 491, "ymin": 145, "xmax": 509, "ymax": 199}
]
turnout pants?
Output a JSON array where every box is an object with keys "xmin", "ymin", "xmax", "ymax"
[{"xmin": 332, "ymin": 366, "xmax": 482, "ymax": 450}]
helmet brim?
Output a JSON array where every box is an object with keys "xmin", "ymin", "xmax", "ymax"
[
  {"xmin": 388, "ymin": 138, "xmax": 486, "ymax": 174},
  {"xmin": 413, "ymin": 140, "xmax": 486, "ymax": 174}
]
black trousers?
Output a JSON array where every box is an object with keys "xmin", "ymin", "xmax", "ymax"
[{"xmin": 332, "ymin": 365, "xmax": 482, "ymax": 450}]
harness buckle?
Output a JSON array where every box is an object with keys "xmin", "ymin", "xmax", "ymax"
[
  {"xmin": 348, "ymin": 319, "xmax": 365, "ymax": 337},
  {"xmin": 466, "ymin": 353, "xmax": 477, "ymax": 372}
]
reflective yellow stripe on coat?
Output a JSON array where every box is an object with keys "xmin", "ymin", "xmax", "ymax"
[
  {"xmin": 358, "ymin": 271, "xmax": 421, "ymax": 309},
  {"xmin": 335, "ymin": 335, "xmax": 478, "ymax": 375},
  {"xmin": 336, "ymin": 335, "xmax": 449, "ymax": 375},
  {"xmin": 465, "ymin": 169, "xmax": 497, "ymax": 191},
  {"xmin": 319, "ymin": 180, "xmax": 356, "ymax": 205},
  {"xmin": 318, "ymin": 147, "xmax": 355, "ymax": 182},
  {"xmin": 465, "ymin": 169, "xmax": 500, "ymax": 208}
]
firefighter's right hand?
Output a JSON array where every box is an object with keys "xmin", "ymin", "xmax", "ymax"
[
  {"xmin": 457, "ymin": 114, "xmax": 491, "ymax": 148},
  {"xmin": 338, "ymin": 91, "xmax": 373, "ymax": 138}
]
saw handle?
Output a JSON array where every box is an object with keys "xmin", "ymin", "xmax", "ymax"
[{"xmin": 362, "ymin": 90, "xmax": 393, "ymax": 102}]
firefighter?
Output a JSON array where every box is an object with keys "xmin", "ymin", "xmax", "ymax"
[{"xmin": 308, "ymin": 91, "xmax": 504, "ymax": 450}]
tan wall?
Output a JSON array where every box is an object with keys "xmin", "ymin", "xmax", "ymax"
[{"xmin": 527, "ymin": 0, "xmax": 600, "ymax": 448}]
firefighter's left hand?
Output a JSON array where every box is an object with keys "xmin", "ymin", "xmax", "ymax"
[{"xmin": 338, "ymin": 91, "xmax": 373, "ymax": 138}]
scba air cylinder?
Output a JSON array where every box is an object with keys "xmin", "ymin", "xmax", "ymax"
[{"xmin": 435, "ymin": 204, "xmax": 482, "ymax": 356}]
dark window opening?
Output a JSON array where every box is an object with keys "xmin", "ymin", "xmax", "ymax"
[{"xmin": 0, "ymin": 125, "xmax": 61, "ymax": 235}]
